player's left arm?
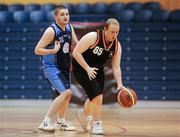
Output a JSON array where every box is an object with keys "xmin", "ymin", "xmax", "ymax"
[
  {"xmin": 70, "ymin": 24, "xmax": 78, "ymax": 50},
  {"xmin": 111, "ymin": 41, "xmax": 124, "ymax": 90}
]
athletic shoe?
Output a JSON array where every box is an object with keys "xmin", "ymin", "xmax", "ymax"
[
  {"xmin": 38, "ymin": 120, "xmax": 55, "ymax": 132},
  {"xmin": 75, "ymin": 110, "xmax": 92, "ymax": 131},
  {"xmin": 90, "ymin": 121, "xmax": 103, "ymax": 135},
  {"xmin": 55, "ymin": 120, "xmax": 76, "ymax": 131}
]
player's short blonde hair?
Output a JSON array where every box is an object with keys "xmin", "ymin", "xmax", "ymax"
[{"xmin": 105, "ymin": 18, "xmax": 120, "ymax": 29}]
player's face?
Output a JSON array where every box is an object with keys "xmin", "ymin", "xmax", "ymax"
[
  {"xmin": 105, "ymin": 24, "xmax": 119, "ymax": 42},
  {"xmin": 55, "ymin": 9, "xmax": 69, "ymax": 25}
]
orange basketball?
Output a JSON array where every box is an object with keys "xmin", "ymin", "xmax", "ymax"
[{"xmin": 117, "ymin": 88, "xmax": 137, "ymax": 108}]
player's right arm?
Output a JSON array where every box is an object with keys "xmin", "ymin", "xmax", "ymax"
[
  {"xmin": 72, "ymin": 31, "xmax": 99, "ymax": 80},
  {"xmin": 34, "ymin": 27, "xmax": 60, "ymax": 55}
]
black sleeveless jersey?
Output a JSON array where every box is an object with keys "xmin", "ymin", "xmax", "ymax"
[{"xmin": 72, "ymin": 29, "xmax": 118, "ymax": 71}]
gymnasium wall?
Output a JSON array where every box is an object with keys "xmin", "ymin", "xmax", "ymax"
[
  {"xmin": 0, "ymin": 0, "xmax": 180, "ymax": 10},
  {"xmin": 0, "ymin": 1, "xmax": 180, "ymax": 102}
]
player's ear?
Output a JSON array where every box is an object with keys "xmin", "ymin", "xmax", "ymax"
[{"xmin": 54, "ymin": 15, "xmax": 57, "ymax": 21}]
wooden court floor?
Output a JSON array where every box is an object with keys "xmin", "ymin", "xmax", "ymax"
[{"xmin": 0, "ymin": 100, "xmax": 180, "ymax": 137}]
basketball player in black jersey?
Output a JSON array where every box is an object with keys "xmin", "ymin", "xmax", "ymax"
[
  {"xmin": 34, "ymin": 6, "xmax": 78, "ymax": 131},
  {"xmin": 72, "ymin": 18, "xmax": 125, "ymax": 135}
]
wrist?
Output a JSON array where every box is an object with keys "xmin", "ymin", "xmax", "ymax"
[
  {"xmin": 50, "ymin": 49, "xmax": 56, "ymax": 54},
  {"xmin": 117, "ymin": 85, "xmax": 124, "ymax": 90},
  {"xmin": 85, "ymin": 66, "xmax": 90, "ymax": 71}
]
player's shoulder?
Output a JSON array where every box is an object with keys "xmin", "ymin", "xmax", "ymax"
[
  {"xmin": 117, "ymin": 41, "xmax": 121, "ymax": 46},
  {"xmin": 44, "ymin": 27, "xmax": 54, "ymax": 35},
  {"xmin": 85, "ymin": 31, "xmax": 98, "ymax": 40},
  {"xmin": 79, "ymin": 31, "xmax": 98, "ymax": 46}
]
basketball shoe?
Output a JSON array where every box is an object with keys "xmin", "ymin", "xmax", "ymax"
[
  {"xmin": 38, "ymin": 117, "xmax": 55, "ymax": 132},
  {"xmin": 90, "ymin": 121, "xmax": 104, "ymax": 135},
  {"xmin": 75, "ymin": 110, "xmax": 92, "ymax": 131},
  {"xmin": 55, "ymin": 118, "xmax": 76, "ymax": 131}
]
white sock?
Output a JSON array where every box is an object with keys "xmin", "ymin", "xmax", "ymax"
[{"xmin": 57, "ymin": 117, "xmax": 65, "ymax": 123}]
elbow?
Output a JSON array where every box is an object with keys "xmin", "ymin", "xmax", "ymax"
[
  {"xmin": 72, "ymin": 50, "xmax": 76, "ymax": 58},
  {"xmin": 72, "ymin": 47, "xmax": 81, "ymax": 60},
  {"xmin": 34, "ymin": 47, "xmax": 39, "ymax": 55}
]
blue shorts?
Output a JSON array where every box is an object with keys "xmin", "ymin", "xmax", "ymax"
[{"xmin": 43, "ymin": 68, "xmax": 70, "ymax": 93}]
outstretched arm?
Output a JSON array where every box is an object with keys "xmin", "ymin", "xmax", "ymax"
[{"xmin": 111, "ymin": 42, "xmax": 124, "ymax": 90}]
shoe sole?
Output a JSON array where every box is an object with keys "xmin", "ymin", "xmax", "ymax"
[
  {"xmin": 65, "ymin": 128, "xmax": 76, "ymax": 131},
  {"xmin": 90, "ymin": 130, "xmax": 104, "ymax": 135},
  {"xmin": 38, "ymin": 127, "xmax": 55, "ymax": 132},
  {"xmin": 91, "ymin": 132, "xmax": 104, "ymax": 135},
  {"xmin": 55, "ymin": 123, "xmax": 76, "ymax": 131},
  {"xmin": 75, "ymin": 112, "xmax": 88, "ymax": 132},
  {"xmin": 57, "ymin": 128, "xmax": 76, "ymax": 131}
]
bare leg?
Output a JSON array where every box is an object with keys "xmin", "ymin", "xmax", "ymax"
[
  {"xmin": 54, "ymin": 90, "xmax": 76, "ymax": 131},
  {"xmin": 83, "ymin": 98, "xmax": 92, "ymax": 117},
  {"xmin": 46, "ymin": 89, "xmax": 72, "ymax": 122},
  {"xmin": 90, "ymin": 94, "xmax": 103, "ymax": 121},
  {"xmin": 90, "ymin": 94, "xmax": 104, "ymax": 135},
  {"xmin": 57, "ymin": 90, "xmax": 72, "ymax": 118}
]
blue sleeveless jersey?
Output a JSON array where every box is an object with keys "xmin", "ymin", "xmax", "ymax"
[{"xmin": 41, "ymin": 23, "xmax": 72, "ymax": 77}]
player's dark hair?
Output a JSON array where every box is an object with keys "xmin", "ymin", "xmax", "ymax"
[{"xmin": 54, "ymin": 5, "xmax": 68, "ymax": 16}]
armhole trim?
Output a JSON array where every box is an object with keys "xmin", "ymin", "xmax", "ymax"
[
  {"xmin": 89, "ymin": 30, "xmax": 100, "ymax": 49},
  {"xmin": 114, "ymin": 39, "xmax": 118, "ymax": 55},
  {"xmin": 50, "ymin": 26, "xmax": 56, "ymax": 44}
]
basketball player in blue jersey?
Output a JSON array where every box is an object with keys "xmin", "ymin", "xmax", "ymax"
[
  {"xmin": 72, "ymin": 18, "xmax": 125, "ymax": 135},
  {"xmin": 34, "ymin": 5, "xmax": 78, "ymax": 132}
]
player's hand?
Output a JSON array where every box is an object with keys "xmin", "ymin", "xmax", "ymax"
[
  {"xmin": 86, "ymin": 67, "xmax": 98, "ymax": 80},
  {"xmin": 117, "ymin": 85, "xmax": 126, "ymax": 92},
  {"xmin": 53, "ymin": 41, "xmax": 61, "ymax": 53}
]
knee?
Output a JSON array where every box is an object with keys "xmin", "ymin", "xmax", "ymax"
[{"xmin": 91, "ymin": 94, "xmax": 103, "ymax": 106}]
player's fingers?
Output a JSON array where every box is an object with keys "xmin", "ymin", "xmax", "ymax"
[
  {"xmin": 117, "ymin": 86, "xmax": 125, "ymax": 91},
  {"xmin": 88, "ymin": 72, "xmax": 94, "ymax": 80},
  {"xmin": 91, "ymin": 73, "xmax": 96, "ymax": 79},
  {"xmin": 88, "ymin": 75, "xmax": 92, "ymax": 81},
  {"xmin": 92, "ymin": 70, "xmax": 97, "ymax": 75},
  {"xmin": 55, "ymin": 40, "xmax": 58, "ymax": 45},
  {"xmin": 56, "ymin": 41, "xmax": 61, "ymax": 47},
  {"xmin": 93, "ymin": 67, "xmax": 99, "ymax": 71},
  {"xmin": 117, "ymin": 89, "xmax": 122, "ymax": 92}
]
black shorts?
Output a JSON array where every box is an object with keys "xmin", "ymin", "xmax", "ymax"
[{"xmin": 73, "ymin": 69, "xmax": 105, "ymax": 101}]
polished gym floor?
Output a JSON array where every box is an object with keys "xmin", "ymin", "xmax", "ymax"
[{"xmin": 0, "ymin": 100, "xmax": 179, "ymax": 137}]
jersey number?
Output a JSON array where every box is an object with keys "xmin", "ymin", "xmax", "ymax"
[{"xmin": 93, "ymin": 47, "xmax": 103, "ymax": 56}]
